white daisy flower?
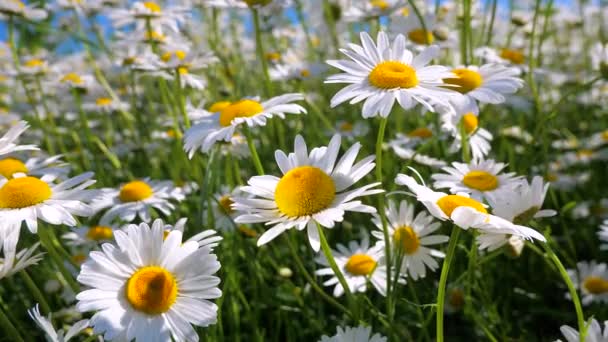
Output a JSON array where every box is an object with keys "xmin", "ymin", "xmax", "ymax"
[
  {"xmin": 386, "ymin": 132, "xmax": 447, "ymax": 169},
  {"xmin": 584, "ymin": 129, "xmax": 608, "ymax": 149},
  {"xmin": 183, "ymin": 93, "xmax": 306, "ymax": 157},
  {"xmin": 315, "ymin": 235, "xmax": 399, "ymax": 297},
  {"xmin": 591, "ymin": 43, "xmax": 608, "ymax": 78},
  {"xmin": 204, "ymin": 0, "xmax": 291, "ymax": 10},
  {"xmin": 441, "ymin": 100, "xmax": 493, "ymax": 162},
  {"xmin": 57, "ymin": 72, "xmax": 96, "ymax": 91},
  {"xmin": 598, "ymin": 220, "xmax": 608, "ymax": 250},
  {"xmin": 62, "ymin": 224, "xmax": 118, "ymax": 247},
  {"xmin": 211, "ymin": 186, "xmax": 241, "ymax": 232},
  {"xmin": 333, "ymin": 120, "xmax": 370, "ymax": 140},
  {"xmin": 0, "ymin": 0, "xmax": 47, "ymax": 20},
  {"xmin": 431, "ymin": 159, "xmax": 522, "ymax": 202},
  {"xmin": 442, "ymin": 64, "xmax": 524, "ymax": 111},
  {"xmin": 91, "ymin": 178, "xmax": 185, "ymax": 225},
  {"xmin": 0, "ymin": 172, "xmax": 96, "ymax": 233},
  {"xmin": 82, "ymin": 96, "xmax": 129, "ymax": 113},
  {"xmin": 0, "ymin": 154, "xmax": 69, "ymax": 180},
  {"xmin": 372, "ymin": 200, "xmax": 448, "ymax": 280},
  {"xmin": 160, "ymin": 218, "xmax": 223, "ymax": 251},
  {"xmin": 108, "ymin": 1, "xmax": 189, "ymax": 33},
  {"xmin": 395, "ymin": 173, "xmax": 546, "ymax": 242},
  {"xmin": 342, "ymin": 0, "xmax": 406, "ymax": 22},
  {"xmin": 319, "ymin": 325, "xmax": 387, "ymax": 342},
  {"xmin": 568, "ymin": 261, "xmax": 608, "ymax": 306},
  {"xmin": 325, "ymin": 31, "xmax": 456, "ymax": 118},
  {"xmin": 1, "ymin": 224, "xmax": 43, "ymax": 279},
  {"xmin": 558, "ymin": 318, "xmax": 608, "ymax": 342},
  {"xmin": 153, "ymin": 49, "xmax": 218, "ymax": 89},
  {"xmin": 28, "ymin": 304, "xmax": 90, "ymax": 342},
  {"xmin": 76, "ymin": 221, "xmax": 222, "ymax": 341},
  {"xmin": 487, "ymin": 176, "xmax": 557, "ymax": 224},
  {"xmin": 233, "ymin": 134, "xmax": 383, "ymax": 252},
  {"xmin": 0, "ymin": 121, "xmax": 38, "ymax": 156}
]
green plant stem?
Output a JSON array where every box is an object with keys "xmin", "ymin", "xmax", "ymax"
[
  {"xmin": 542, "ymin": 243, "xmax": 587, "ymax": 342},
  {"xmin": 174, "ymin": 70, "xmax": 191, "ymax": 129},
  {"xmin": 251, "ymin": 9, "xmax": 273, "ymax": 96},
  {"xmin": 436, "ymin": 226, "xmax": 461, "ymax": 342},
  {"xmin": 375, "ymin": 118, "xmax": 392, "ymax": 317},
  {"xmin": 460, "ymin": 122, "xmax": 471, "ymax": 163},
  {"xmin": 39, "ymin": 225, "xmax": 80, "ymax": 293},
  {"xmin": 322, "ymin": 0, "xmax": 340, "ymax": 55},
  {"xmin": 243, "ymin": 126, "xmax": 265, "ymax": 175},
  {"xmin": 0, "ymin": 301, "xmax": 23, "ymax": 342},
  {"xmin": 19, "ymin": 271, "xmax": 51, "ymax": 315}
]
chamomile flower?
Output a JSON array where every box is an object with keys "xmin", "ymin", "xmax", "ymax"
[
  {"xmin": 108, "ymin": 1, "xmax": 189, "ymax": 33},
  {"xmin": 386, "ymin": 131, "xmax": 447, "ymax": 169},
  {"xmin": 432, "ymin": 159, "xmax": 522, "ymax": 201},
  {"xmin": 1, "ymin": 224, "xmax": 42, "ymax": 279},
  {"xmin": 75, "ymin": 221, "xmax": 222, "ymax": 341},
  {"xmin": 343, "ymin": 0, "xmax": 406, "ymax": 22},
  {"xmin": 82, "ymin": 96, "xmax": 129, "ymax": 113},
  {"xmin": 0, "ymin": 154, "xmax": 69, "ymax": 180},
  {"xmin": 333, "ymin": 121, "xmax": 370, "ymax": 140},
  {"xmin": 372, "ymin": 200, "xmax": 447, "ymax": 280},
  {"xmin": 211, "ymin": 186, "xmax": 241, "ymax": 231},
  {"xmin": 91, "ymin": 178, "xmax": 185, "ymax": 225},
  {"xmin": 488, "ymin": 176, "xmax": 556, "ymax": 224},
  {"xmin": 591, "ymin": 43, "xmax": 608, "ymax": 78},
  {"xmin": 233, "ymin": 134, "xmax": 383, "ymax": 252},
  {"xmin": 441, "ymin": 100, "xmax": 493, "ymax": 162},
  {"xmin": 442, "ymin": 64, "xmax": 524, "ymax": 110},
  {"xmin": 559, "ymin": 318, "xmax": 608, "ymax": 342},
  {"xmin": 395, "ymin": 173, "xmax": 546, "ymax": 241},
  {"xmin": 0, "ymin": 172, "xmax": 96, "ymax": 233},
  {"xmin": 598, "ymin": 220, "xmax": 608, "ymax": 250},
  {"xmin": 62, "ymin": 224, "xmax": 118, "ymax": 247},
  {"xmin": 183, "ymin": 94, "xmax": 306, "ymax": 157},
  {"xmin": 0, "ymin": 0, "xmax": 47, "ymax": 20},
  {"xmin": 568, "ymin": 261, "xmax": 608, "ymax": 305},
  {"xmin": 315, "ymin": 235, "xmax": 396, "ymax": 297},
  {"xmin": 326, "ymin": 31, "xmax": 455, "ymax": 118},
  {"xmin": 0, "ymin": 121, "xmax": 38, "ymax": 156},
  {"xmin": 155, "ymin": 49, "xmax": 218, "ymax": 89},
  {"xmin": 28, "ymin": 304, "xmax": 90, "ymax": 342},
  {"xmin": 159, "ymin": 218, "xmax": 223, "ymax": 251},
  {"xmin": 319, "ymin": 325, "xmax": 387, "ymax": 342},
  {"xmin": 58, "ymin": 72, "xmax": 96, "ymax": 91}
]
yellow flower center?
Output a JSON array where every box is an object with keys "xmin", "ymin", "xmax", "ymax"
[
  {"xmin": 145, "ymin": 31, "xmax": 166, "ymax": 42},
  {"xmin": 601, "ymin": 130, "xmax": 608, "ymax": 141},
  {"xmin": 96, "ymin": 97, "xmax": 113, "ymax": 106},
  {"xmin": 7, "ymin": 0, "xmax": 25, "ymax": 9},
  {"xmin": 72, "ymin": 254, "xmax": 87, "ymax": 265},
  {"xmin": 161, "ymin": 50, "xmax": 187, "ymax": 62},
  {"xmin": 218, "ymin": 195, "xmax": 234, "ymax": 215},
  {"xmin": 583, "ymin": 276, "xmax": 608, "ymax": 294},
  {"xmin": 274, "ymin": 166, "xmax": 336, "ymax": 217},
  {"xmin": 86, "ymin": 226, "xmax": 114, "ymax": 241},
  {"xmin": 407, "ymin": 127, "xmax": 433, "ymax": 138},
  {"xmin": 300, "ymin": 69, "xmax": 311, "ymax": 78},
  {"xmin": 24, "ymin": 59, "xmax": 44, "ymax": 68},
  {"xmin": 238, "ymin": 225, "xmax": 258, "ymax": 237},
  {"xmin": 370, "ymin": 0, "xmax": 389, "ymax": 10},
  {"xmin": 119, "ymin": 181, "xmax": 153, "ymax": 202},
  {"xmin": 244, "ymin": 0, "xmax": 272, "ymax": 6},
  {"xmin": 443, "ymin": 69, "xmax": 483, "ymax": 94},
  {"xmin": 462, "ymin": 170, "xmax": 499, "ymax": 191},
  {"xmin": 208, "ymin": 101, "xmax": 232, "ymax": 113},
  {"xmin": 400, "ymin": 8, "xmax": 410, "ymax": 16},
  {"xmin": 500, "ymin": 49, "xmax": 525, "ymax": 64},
  {"xmin": 408, "ymin": 29, "xmax": 434, "ymax": 45},
  {"xmin": 339, "ymin": 122, "xmax": 354, "ymax": 132},
  {"xmin": 218, "ymin": 99, "xmax": 264, "ymax": 127},
  {"xmin": 125, "ymin": 266, "xmax": 177, "ymax": 315},
  {"xmin": 142, "ymin": 1, "xmax": 161, "ymax": 13},
  {"xmin": 177, "ymin": 66, "xmax": 189, "ymax": 75},
  {"xmin": 0, "ymin": 176, "xmax": 52, "ymax": 209},
  {"xmin": 0, "ymin": 158, "xmax": 28, "ymax": 179},
  {"xmin": 61, "ymin": 73, "xmax": 83, "ymax": 84},
  {"xmin": 448, "ymin": 288, "xmax": 465, "ymax": 309},
  {"xmin": 462, "ymin": 113, "xmax": 478, "ymax": 134},
  {"xmin": 345, "ymin": 254, "xmax": 377, "ymax": 276},
  {"xmin": 368, "ymin": 61, "xmax": 419, "ymax": 89},
  {"xmin": 393, "ymin": 226, "xmax": 420, "ymax": 254},
  {"xmin": 545, "ymin": 173, "xmax": 558, "ymax": 182},
  {"xmin": 576, "ymin": 149, "xmax": 594, "ymax": 159},
  {"xmin": 265, "ymin": 52, "xmax": 281, "ymax": 61},
  {"xmin": 436, "ymin": 195, "xmax": 487, "ymax": 217}
]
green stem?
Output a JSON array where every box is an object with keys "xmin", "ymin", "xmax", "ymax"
[
  {"xmin": 322, "ymin": 0, "xmax": 340, "ymax": 55},
  {"xmin": 460, "ymin": 121, "xmax": 471, "ymax": 163},
  {"xmin": 39, "ymin": 225, "xmax": 80, "ymax": 293},
  {"xmin": 436, "ymin": 226, "xmax": 461, "ymax": 342},
  {"xmin": 19, "ymin": 271, "xmax": 51, "ymax": 315},
  {"xmin": 375, "ymin": 118, "xmax": 392, "ymax": 314},
  {"xmin": 0, "ymin": 302, "xmax": 23, "ymax": 342},
  {"xmin": 251, "ymin": 9, "xmax": 273, "ymax": 96},
  {"xmin": 243, "ymin": 126, "xmax": 265, "ymax": 175},
  {"xmin": 542, "ymin": 243, "xmax": 587, "ymax": 342},
  {"xmin": 174, "ymin": 69, "xmax": 191, "ymax": 129}
]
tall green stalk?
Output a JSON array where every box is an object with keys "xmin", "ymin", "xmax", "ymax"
[{"xmin": 436, "ymin": 226, "xmax": 461, "ymax": 342}]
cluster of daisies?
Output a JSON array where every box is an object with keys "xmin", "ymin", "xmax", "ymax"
[{"xmin": 1, "ymin": 0, "xmax": 608, "ymax": 340}]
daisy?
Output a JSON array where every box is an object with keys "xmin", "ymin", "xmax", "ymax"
[
  {"xmin": 183, "ymin": 93, "xmax": 306, "ymax": 157},
  {"xmin": 211, "ymin": 186, "xmax": 241, "ymax": 231},
  {"xmin": 319, "ymin": 325, "xmax": 387, "ymax": 342},
  {"xmin": 91, "ymin": 178, "xmax": 185, "ymax": 225},
  {"xmin": 372, "ymin": 200, "xmax": 448, "ymax": 280},
  {"xmin": 0, "ymin": 0, "xmax": 47, "ymax": 20},
  {"xmin": 386, "ymin": 133, "xmax": 447, "ymax": 169},
  {"xmin": 28, "ymin": 304, "xmax": 90, "ymax": 342},
  {"xmin": 342, "ymin": 0, "xmax": 406, "ymax": 22},
  {"xmin": 598, "ymin": 220, "xmax": 608, "ymax": 250},
  {"xmin": 558, "ymin": 319, "xmax": 608, "ymax": 342},
  {"xmin": 0, "ymin": 154, "xmax": 69, "ymax": 180},
  {"xmin": 591, "ymin": 43, "xmax": 608, "ymax": 78},
  {"xmin": 0, "ymin": 172, "xmax": 96, "ymax": 233},
  {"xmin": 75, "ymin": 221, "xmax": 222, "ymax": 341},
  {"xmin": 58, "ymin": 72, "xmax": 96, "ymax": 91},
  {"xmin": 1, "ymin": 224, "xmax": 42, "ymax": 279},
  {"xmin": 395, "ymin": 173, "xmax": 546, "ymax": 242},
  {"xmin": 568, "ymin": 261, "xmax": 608, "ymax": 306},
  {"xmin": 441, "ymin": 100, "xmax": 493, "ymax": 162},
  {"xmin": 0, "ymin": 121, "xmax": 38, "ymax": 156},
  {"xmin": 159, "ymin": 218, "xmax": 223, "ymax": 250},
  {"xmin": 325, "ymin": 31, "xmax": 456, "ymax": 118},
  {"xmin": 155, "ymin": 49, "xmax": 218, "ymax": 89},
  {"xmin": 442, "ymin": 64, "xmax": 525, "ymax": 111},
  {"xmin": 62, "ymin": 224, "xmax": 118, "ymax": 247},
  {"xmin": 431, "ymin": 159, "xmax": 522, "ymax": 202},
  {"xmin": 315, "ymin": 235, "xmax": 398, "ymax": 297},
  {"xmin": 108, "ymin": 1, "xmax": 189, "ymax": 33},
  {"xmin": 333, "ymin": 120, "xmax": 370, "ymax": 140},
  {"xmin": 82, "ymin": 96, "xmax": 129, "ymax": 113},
  {"xmin": 233, "ymin": 134, "xmax": 383, "ymax": 252}
]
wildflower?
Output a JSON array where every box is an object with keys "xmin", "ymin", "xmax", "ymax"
[
  {"xmin": 0, "ymin": 224, "xmax": 42, "ymax": 279},
  {"xmin": 567, "ymin": 261, "xmax": 608, "ymax": 305},
  {"xmin": 28, "ymin": 304, "xmax": 90, "ymax": 342},
  {"xmin": 319, "ymin": 326, "xmax": 387, "ymax": 342},
  {"xmin": 0, "ymin": 0, "xmax": 47, "ymax": 20},
  {"xmin": 558, "ymin": 318, "xmax": 608, "ymax": 342},
  {"xmin": 0, "ymin": 121, "xmax": 38, "ymax": 156}
]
